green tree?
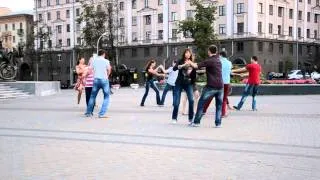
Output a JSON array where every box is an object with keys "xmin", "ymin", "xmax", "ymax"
[{"xmin": 178, "ymin": 0, "xmax": 217, "ymax": 60}]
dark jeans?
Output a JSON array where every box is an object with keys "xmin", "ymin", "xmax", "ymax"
[
  {"xmin": 85, "ymin": 87, "xmax": 93, "ymax": 106},
  {"xmin": 85, "ymin": 79, "xmax": 110, "ymax": 117},
  {"xmin": 193, "ymin": 86, "xmax": 223, "ymax": 126},
  {"xmin": 235, "ymin": 84, "xmax": 259, "ymax": 110},
  {"xmin": 160, "ymin": 83, "xmax": 175, "ymax": 105},
  {"xmin": 172, "ymin": 83, "xmax": 194, "ymax": 121},
  {"xmin": 140, "ymin": 80, "xmax": 161, "ymax": 106}
]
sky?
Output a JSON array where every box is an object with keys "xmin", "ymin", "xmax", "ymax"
[{"xmin": 0, "ymin": 0, "xmax": 34, "ymax": 13}]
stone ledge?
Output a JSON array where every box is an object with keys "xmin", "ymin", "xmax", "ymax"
[{"xmin": 0, "ymin": 81, "xmax": 61, "ymax": 96}]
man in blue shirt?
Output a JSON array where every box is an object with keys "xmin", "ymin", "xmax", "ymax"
[{"xmin": 85, "ymin": 49, "xmax": 111, "ymax": 118}]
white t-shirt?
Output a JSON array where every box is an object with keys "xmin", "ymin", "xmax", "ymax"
[
  {"xmin": 92, "ymin": 56, "xmax": 110, "ymax": 80},
  {"xmin": 166, "ymin": 67, "xmax": 179, "ymax": 86}
]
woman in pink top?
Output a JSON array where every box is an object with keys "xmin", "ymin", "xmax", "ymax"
[{"xmin": 85, "ymin": 57, "xmax": 94, "ymax": 106}]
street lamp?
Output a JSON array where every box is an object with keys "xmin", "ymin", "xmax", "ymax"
[{"xmin": 97, "ymin": 32, "xmax": 108, "ymax": 54}]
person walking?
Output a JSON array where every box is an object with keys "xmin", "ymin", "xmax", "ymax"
[
  {"xmin": 188, "ymin": 45, "xmax": 224, "ymax": 128},
  {"xmin": 202, "ymin": 51, "xmax": 232, "ymax": 118},
  {"xmin": 75, "ymin": 57, "xmax": 87, "ymax": 104},
  {"xmin": 85, "ymin": 49, "xmax": 111, "ymax": 118},
  {"xmin": 159, "ymin": 60, "xmax": 179, "ymax": 106},
  {"xmin": 140, "ymin": 59, "xmax": 165, "ymax": 106},
  {"xmin": 232, "ymin": 56, "xmax": 261, "ymax": 111},
  {"xmin": 171, "ymin": 48, "xmax": 196, "ymax": 123}
]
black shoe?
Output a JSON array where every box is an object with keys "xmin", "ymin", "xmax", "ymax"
[{"xmin": 233, "ymin": 106, "xmax": 240, "ymax": 111}]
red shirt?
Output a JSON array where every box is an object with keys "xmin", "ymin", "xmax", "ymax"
[{"xmin": 246, "ymin": 63, "xmax": 261, "ymax": 85}]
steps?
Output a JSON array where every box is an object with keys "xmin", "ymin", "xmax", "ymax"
[{"xmin": 0, "ymin": 83, "xmax": 32, "ymax": 100}]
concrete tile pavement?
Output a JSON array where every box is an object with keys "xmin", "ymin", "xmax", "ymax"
[{"xmin": 0, "ymin": 88, "xmax": 319, "ymax": 179}]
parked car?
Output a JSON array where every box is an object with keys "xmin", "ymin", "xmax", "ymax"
[
  {"xmin": 311, "ymin": 71, "xmax": 320, "ymax": 80},
  {"xmin": 288, "ymin": 70, "xmax": 310, "ymax": 80}
]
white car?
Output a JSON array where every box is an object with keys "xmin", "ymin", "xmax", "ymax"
[
  {"xmin": 311, "ymin": 71, "xmax": 320, "ymax": 80},
  {"xmin": 288, "ymin": 70, "xmax": 310, "ymax": 80}
]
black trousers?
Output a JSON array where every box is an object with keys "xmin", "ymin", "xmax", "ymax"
[{"xmin": 85, "ymin": 87, "xmax": 93, "ymax": 106}]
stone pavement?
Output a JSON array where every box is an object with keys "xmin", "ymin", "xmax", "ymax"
[{"xmin": 0, "ymin": 88, "xmax": 319, "ymax": 179}]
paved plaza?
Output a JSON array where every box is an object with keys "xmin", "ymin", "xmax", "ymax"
[{"xmin": 0, "ymin": 88, "xmax": 319, "ymax": 179}]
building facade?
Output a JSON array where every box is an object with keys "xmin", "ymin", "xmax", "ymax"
[{"xmin": 33, "ymin": 0, "xmax": 320, "ymax": 85}]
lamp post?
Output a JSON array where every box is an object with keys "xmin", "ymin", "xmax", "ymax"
[{"xmin": 97, "ymin": 32, "xmax": 108, "ymax": 54}]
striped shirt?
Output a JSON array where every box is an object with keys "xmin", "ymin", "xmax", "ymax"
[{"xmin": 85, "ymin": 67, "xmax": 94, "ymax": 87}]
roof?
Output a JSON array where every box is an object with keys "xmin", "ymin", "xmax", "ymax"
[{"xmin": 0, "ymin": 13, "xmax": 33, "ymax": 20}]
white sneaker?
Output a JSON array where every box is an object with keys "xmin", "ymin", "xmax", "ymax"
[{"xmin": 171, "ymin": 119, "xmax": 177, "ymax": 124}]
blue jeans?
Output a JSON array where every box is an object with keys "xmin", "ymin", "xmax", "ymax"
[
  {"xmin": 85, "ymin": 79, "xmax": 110, "ymax": 117},
  {"xmin": 235, "ymin": 84, "xmax": 259, "ymax": 110},
  {"xmin": 160, "ymin": 83, "xmax": 175, "ymax": 105},
  {"xmin": 193, "ymin": 86, "xmax": 223, "ymax": 126},
  {"xmin": 172, "ymin": 84, "xmax": 194, "ymax": 121},
  {"xmin": 140, "ymin": 80, "xmax": 161, "ymax": 106}
]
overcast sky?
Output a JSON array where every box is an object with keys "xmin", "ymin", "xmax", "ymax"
[{"xmin": 0, "ymin": 0, "xmax": 34, "ymax": 12}]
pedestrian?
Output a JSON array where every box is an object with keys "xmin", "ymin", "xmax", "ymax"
[
  {"xmin": 75, "ymin": 57, "xmax": 87, "ymax": 104},
  {"xmin": 188, "ymin": 45, "xmax": 224, "ymax": 128},
  {"xmin": 171, "ymin": 48, "xmax": 196, "ymax": 123},
  {"xmin": 201, "ymin": 51, "xmax": 232, "ymax": 118},
  {"xmin": 84, "ymin": 57, "xmax": 94, "ymax": 106},
  {"xmin": 85, "ymin": 49, "xmax": 111, "ymax": 118},
  {"xmin": 232, "ymin": 56, "xmax": 261, "ymax": 111},
  {"xmin": 140, "ymin": 59, "xmax": 165, "ymax": 106},
  {"xmin": 159, "ymin": 60, "xmax": 179, "ymax": 106}
]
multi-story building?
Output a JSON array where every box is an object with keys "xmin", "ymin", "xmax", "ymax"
[{"xmin": 34, "ymin": 0, "xmax": 320, "ymax": 85}]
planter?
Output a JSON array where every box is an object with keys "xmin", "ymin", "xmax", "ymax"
[{"xmin": 130, "ymin": 83, "xmax": 139, "ymax": 90}]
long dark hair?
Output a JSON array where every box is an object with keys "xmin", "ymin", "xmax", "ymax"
[
  {"xmin": 145, "ymin": 59, "xmax": 156, "ymax": 71},
  {"xmin": 76, "ymin": 57, "xmax": 84, "ymax": 65},
  {"xmin": 181, "ymin": 48, "xmax": 194, "ymax": 62}
]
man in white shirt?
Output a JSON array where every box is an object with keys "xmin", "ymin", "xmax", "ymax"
[{"xmin": 85, "ymin": 49, "xmax": 111, "ymax": 118}]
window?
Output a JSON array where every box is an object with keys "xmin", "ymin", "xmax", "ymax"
[
  {"xmin": 289, "ymin": 9, "xmax": 293, "ymax": 19},
  {"xmin": 258, "ymin": 42, "xmax": 263, "ymax": 51},
  {"xmin": 77, "ymin": 37, "xmax": 81, "ymax": 45},
  {"xmin": 56, "ymin": 0, "xmax": 60, "ymax": 5},
  {"xmin": 298, "ymin": 11, "xmax": 302, "ymax": 20},
  {"xmin": 56, "ymin": 11, "xmax": 60, "ymax": 19},
  {"xmin": 237, "ymin": 42, "xmax": 244, "ymax": 52},
  {"xmin": 97, "ymin": 5, "xmax": 102, "ymax": 11},
  {"xmin": 132, "ymin": 32, "xmax": 137, "ymax": 41},
  {"xmin": 145, "ymin": 15, "xmax": 151, "ymax": 25},
  {"xmin": 38, "ymin": 14, "xmax": 42, "ymax": 22},
  {"xmin": 37, "ymin": 0, "xmax": 42, "ymax": 7},
  {"xmin": 289, "ymin": 44, "xmax": 293, "ymax": 54},
  {"xmin": 237, "ymin": 3, "xmax": 245, "ymax": 14},
  {"xmin": 307, "ymin": 46, "xmax": 311, "ymax": 54},
  {"xmin": 219, "ymin": 6, "xmax": 225, "ymax": 16},
  {"xmin": 289, "ymin": 26, "xmax": 293, "ymax": 36},
  {"xmin": 278, "ymin": 7, "xmax": 283, "ymax": 17},
  {"xmin": 66, "ymin": 0, "xmax": 69, "ymax": 3},
  {"xmin": 158, "ymin": 13, "xmax": 163, "ymax": 23},
  {"xmin": 132, "ymin": 48, "xmax": 137, "ymax": 57},
  {"xmin": 315, "ymin": 14, "xmax": 318, "ymax": 23},
  {"xmin": 12, "ymin": 24, "xmax": 15, "ymax": 31},
  {"xmin": 132, "ymin": 0, "xmax": 137, "ymax": 9},
  {"xmin": 314, "ymin": 30, "xmax": 318, "ymax": 39},
  {"xmin": 307, "ymin": 12, "xmax": 310, "ymax": 22},
  {"xmin": 144, "ymin": 48, "xmax": 150, "ymax": 57},
  {"xmin": 186, "ymin": 10, "xmax": 194, "ymax": 19},
  {"xmin": 299, "ymin": 45, "xmax": 302, "ymax": 55},
  {"xmin": 13, "ymin": 36, "xmax": 15, "ymax": 43},
  {"xmin": 76, "ymin": 8, "xmax": 80, "ymax": 16},
  {"xmin": 119, "ymin": 49, "xmax": 125, "ymax": 57},
  {"xmin": 172, "ymin": 29, "xmax": 178, "ymax": 38},
  {"xmin": 258, "ymin": 22, "xmax": 262, "ymax": 33},
  {"xmin": 48, "ymin": 40, "xmax": 52, "ymax": 48},
  {"xmin": 76, "ymin": 23, "xmax": 80, "ymax": 31},
  {"xmin": 47, "ymin": 12, "xmax": 51, "ymax": 20},
  {"xmin": 237, "ymin": 23, "xmax": 244, "ymax": 34},
  {"xmin": 298, "ymin": 27, "xmax": 301, "ymax": 38},
  {"xmin": 132, "ymin": 16, "xmax": 137, "ymax": 26},
  {"xmin": 120, "ymin": 18, "xmax": 124, "ymax": 27},
  {"xmin": 307, "ymin": 29, "xmax": 310, "ymax": 38},
  {"xmin": 269, "ymin": 5, "xmax": 273, "ymax": 15},
  {"xmin": 172, "ymin": 0, "xmax": 177, "ymax": 4},
  {"xmin": 47, "ymin": 0, "xmax": 50, "ymax": 6},
  {"xmin": 57, "ymin": 25, "xmax": 62, "ymax": 33},
  {"xmin": 67, "ymin": 24, "xmax": 70, "ymax": 32},
  {"xmin": 120, "ymin": 2, "xmax": 124, "ymax": 10},
  {"xmin": 144, "ymin": 0, "xmax": 149, "ymax": 7},
  {"xmin": 66, "ymin": 10, "xmax": 70, "ymax": 18},
  {"xmin": 258, "ymin": 3, "xmax": 263, "ymax": 14},
  {"xmin": 5, "ymin": 24, "xmax": 7, "ymax": 31},
  {"xmin": 219, "ymin": 24, "xmax": 226, "ymax": 34},
  {"xmin": 184, "ymin": 31, "xmax": 192, "ymax": 38},
  {"xmin": 48, "ymin": 26, "xmax": 52, "ymax": 34},
  {"xmin": 279, "ymin": 44, "xmax": 283, "ymax": 54},
  {"xmin": 278, "ymin": 25, "xmax": 282, "ymax": 35},
  {"xmin": 171, "ymin": 12, "xmax": 177, "ymax": 21},
  {"xmin": 58, "ymin": 39, "xmax": 62, "ymax": 46},
  {"xmin": 299, "ymin": 0, "xmax": 302, "ymax": 2},
  {"xmin": 146, "ymin": 31, "xmax": 151, "ymax": 40},
  {"xmin": 157, "ymin": 47, "xmax": 163, "ymax": 56},
  {"xmin": 158, "ymin": 0, "xmax": 163, "ymax": 5},
  {"xmin": 20, "ymin": 23, "xmax": 23, "ymax": 29},
  {"xmin": 158, "ymin": 30, "xmax": 163, "ymax": 39},
  {"xmin": 317, "ymin": 0, "xmax": 320, "ymax": 5},
  {"xmin": 268, "ymin": 43, "xmax": 273, "ymax": 52},
  {"xmin": 172, "ymin": 46, "xmax": 178, "ymax": 56},
  {"xmin": 308, "ymin": 0, "xmax": 311, "ymax": 4},
  {"xmin": 67, "ymin": 38, "xmax": 70, "ymax": 46},
  {"xmin": 269, "ymin": 23, "xmax": 273, "ymax": 34}
]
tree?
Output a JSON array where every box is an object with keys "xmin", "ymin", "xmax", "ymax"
[
  {"xmin": 77, "ymin": 0, "xmax": 108, "ymax": 49},
  {"xmin": 178, "ymin": 0, "xmax": 217, "ymax": 60}
]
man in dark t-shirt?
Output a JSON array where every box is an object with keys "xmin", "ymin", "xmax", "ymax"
[
  {"xmin": 232, "ymin": 56, "xmax": 261, "ymax": 111},
  {"xmin": 188, "ymin": 45, "xmax": 224, "ymax": 128}
]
